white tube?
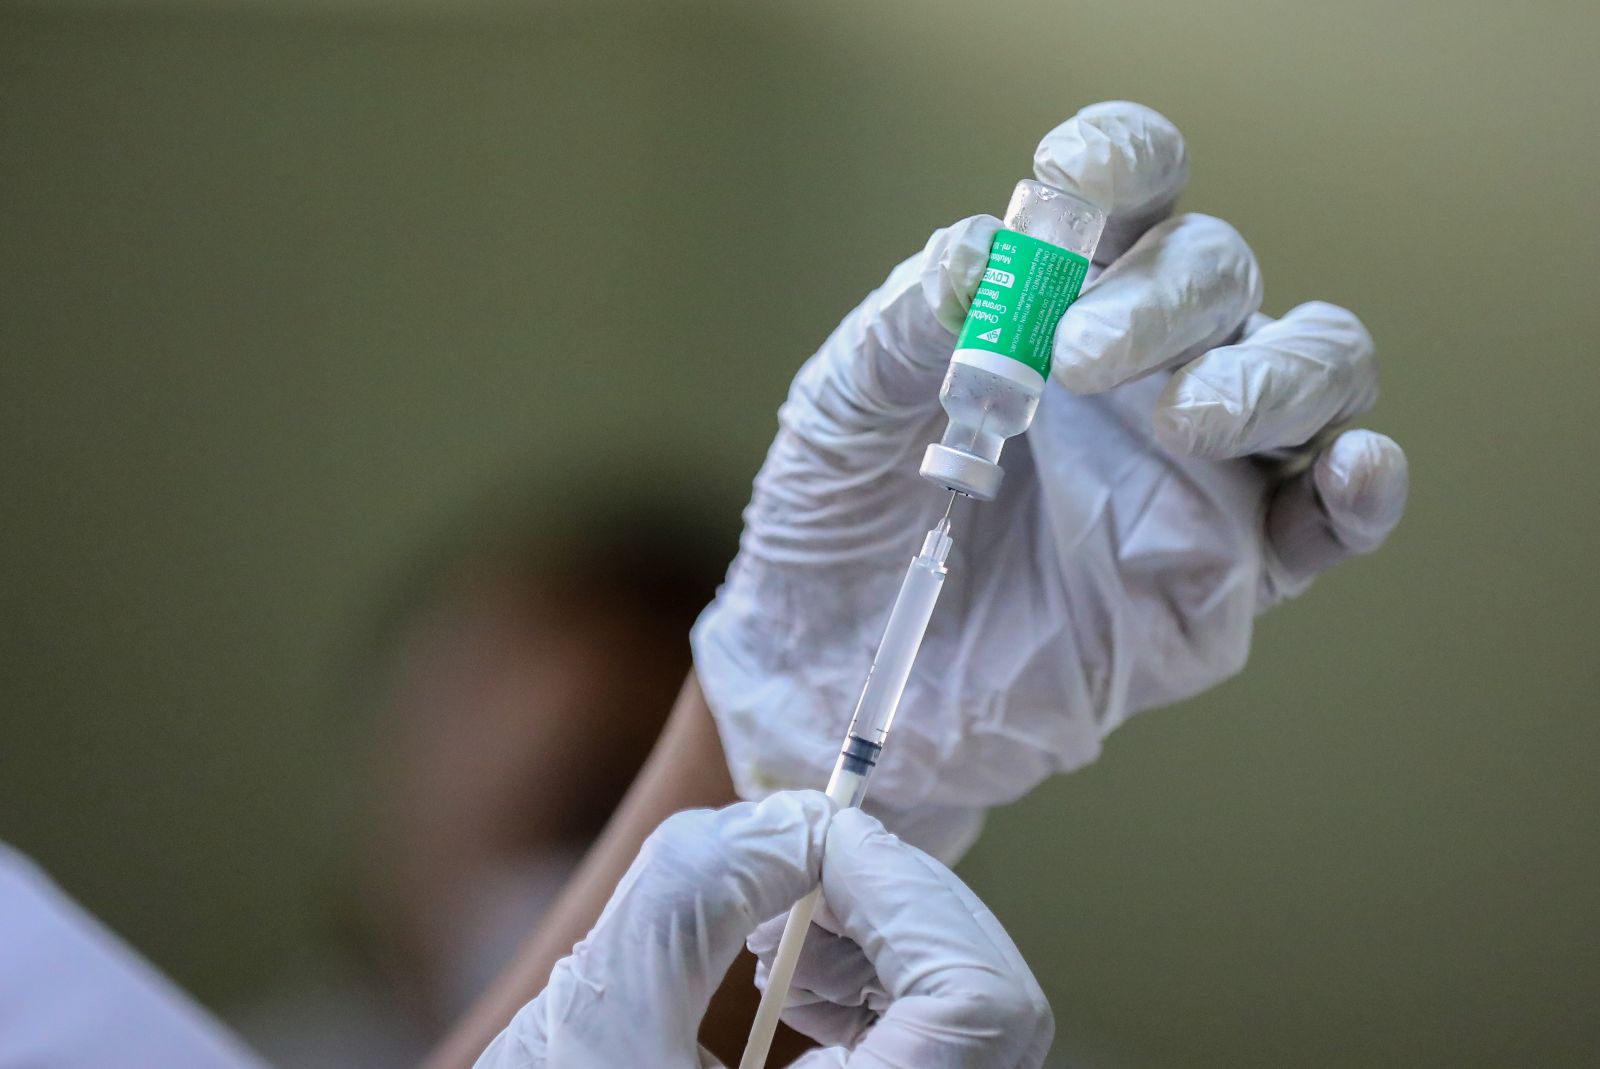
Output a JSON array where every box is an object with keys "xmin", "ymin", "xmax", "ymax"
[{"xmin": 738, "ymin": 764, "xmax": 862, "ymax": 1069}]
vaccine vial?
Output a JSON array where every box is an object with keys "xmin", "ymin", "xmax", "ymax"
[{"xmin": 920, "ymin": 180, "xmax": 1106, "ymax": 499}]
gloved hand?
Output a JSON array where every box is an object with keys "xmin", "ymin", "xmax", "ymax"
[
  {"xmin": 750, "ymin": 809, "xmax": 1051, "ymax": 1069},
  {"xmin": 692, "ymin": 101, "xmax": 1408, "ymax": 860},
  {"xmin": 473, "ymin": 793, "xmax": 1052, "ymax": 1069}
]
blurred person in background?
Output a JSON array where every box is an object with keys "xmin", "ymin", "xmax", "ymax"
[{"xmin": 242, "ymin": 494, "xmax": 729, "ymax": 1065}]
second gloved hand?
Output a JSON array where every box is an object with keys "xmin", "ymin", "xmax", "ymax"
[
  {"xmin": 474, "ymin": 793, "xmax": 1052, "ymax": 1069},
  {"xmin": 692, "ymin": 101, "xmax": 1409, "ymax": 859},
  {"xmin": 752, "ymin": 809, "xmax": 1052, "ymax": 1069}
]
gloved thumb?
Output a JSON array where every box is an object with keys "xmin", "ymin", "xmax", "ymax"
[
  {"xmin": 780, "ymin": 214, "xmax": 999, "ymax": 453},
  {"xmin": 806, "ymin": 808, "xmax": 1054, "ymax": 1068}
]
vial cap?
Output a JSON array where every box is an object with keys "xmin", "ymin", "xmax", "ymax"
[{"xmin": 921, "ymin": 443, "xmax": 1004, "ymax": 501}]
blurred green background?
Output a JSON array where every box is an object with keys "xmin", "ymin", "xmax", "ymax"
[{"xmin": 3, "ymin": 1, "xmax": 1597, "ymax": 1066}]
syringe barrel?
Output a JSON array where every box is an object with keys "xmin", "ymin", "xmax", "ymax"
[{"xmin": 838, "ymin": 524, "xmax": 947, "ymax": 755}]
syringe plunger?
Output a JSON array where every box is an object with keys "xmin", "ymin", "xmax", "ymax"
[{"xmin": 737, "ymin": 513, "xmax": 955, "ymax": 1069}]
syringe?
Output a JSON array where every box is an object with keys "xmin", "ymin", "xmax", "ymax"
[
  {"xmin": 739, "ymin": 492, "xmax": 956, "ymax": 1069},
  {"xmin": 740, "ymin": 178, "xmax": 1105, "ymax": 1068}
]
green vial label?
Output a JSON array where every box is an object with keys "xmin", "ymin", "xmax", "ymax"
[{"xmin": 955, "ymin": 228, "xmax": 1090, "ymax": 379}]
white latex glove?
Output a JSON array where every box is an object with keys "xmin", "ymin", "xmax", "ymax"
[
  {"xmin": 474, "ymin": 794, "xmax": 1050, "ymax": 1069},
  {"xmin": 754, "ymin": 809, "xmax": 1052, "ymax": 1069},
  {"xmin": 692, "ymin": 101, "xmax": 1408, "ymax": 859}
]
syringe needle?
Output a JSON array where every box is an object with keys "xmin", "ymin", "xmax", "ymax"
[{"xmin": 940, "ymin": 489, "xmax": 958, "ymax": 525}]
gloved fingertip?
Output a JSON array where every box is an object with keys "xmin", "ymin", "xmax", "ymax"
[
  {"xmin": 922, "ymin": 214, "xmax": 1004, "ymax": 335},
  {"xmin": 787, "ymin": 787, "xmax": 841, "ymax": 819},
  {"xmin": 1051, "ymin": 308, "xmax": 1129, "ymax": 395},
  {"xmin": 1282, "ymin": 299, "xmax": 1375, "ymax": 354},
  {"xmin": 677, "ymin": 790, "xmax": 834, "ymax": 916},
  {"xmin": 818, "ymin": 809, "xmax": 914, "ymax": 923},
  {"xmin": 1314, "ymin": 429, "xmax": 1409, "ymax": 552},
  {"xmin": 1051, "ymin": 357, "xmax": 1110, "ymax": 395},
  {"xmin": 1033, "ymin": 101, "xmax": 1189, "ymax": 263},
  {"xmin": 762, "ymin": 788, "xmax": 838, "ymax": 862},
  {"xmin": 747, "ymin": 911, "xmax": 784, "ymax": 947},
  {"xmin": 825, "ymin": 807, "xmax": 895, "ymax": 860},
  {"xmin": 947, "ymin": 212, "xmax": 1004, "ymax": 253}
]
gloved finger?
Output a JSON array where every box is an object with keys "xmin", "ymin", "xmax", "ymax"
[
  {"xmin": 751, "ymin": 901, "xmax": 874, "ymax": 1008},
  {"xmin": 783, "ymin": 214, "xmax": 999, "ymax": 443},
  {"xmin": 1034, "ymin": 100, "xmax": 1190, "ymax": 264},
  {"xmin": 817, "ymin": 809, "xmax": 1053, "ymax": 1069},
  {"xmin": 776, "ymin": 925, "xmax": 881, "ymax": 1012},
  {"xmin": 542, "ymin": 791, "xmax": 831, "ymax": 1052},
  {"xmin": 1264, "ymin": 428, "xmax": 1409, "ymax": 595},
  {"xmin": 751, "ymin": 914, "xmax": 881, "ymax": 1048},
  {"xmin": 771, "ymin": 995, "xmax": 877, "ymax": 1055},
  {"xmin": 748, "ymin": 911, "xmax": 785, "ymax": 961},
  {"xmin": 1052, "ymin": 212, "xmax": 1264, "ymax": 395},
  {"xmin": 1153, "ymin": 301, "xmax": 1379, "ymax": 459}
]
